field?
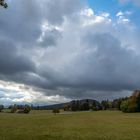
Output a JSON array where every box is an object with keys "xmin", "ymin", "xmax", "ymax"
[{"xmin": 0, "ymin": 110, "xmax": 140, "ymax": 140}]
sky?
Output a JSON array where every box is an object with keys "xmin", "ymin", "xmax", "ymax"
[{"xmin": 0, "ymin": 0, "xmax": 140, "ymax": 105}]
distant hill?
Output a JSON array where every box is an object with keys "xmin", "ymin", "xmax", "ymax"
[
  {"xmin": 70, "ymin": 99, "xmax": 100, "ymax": 106},
  {"xmin": 32, "ymin": 102, "xmax": 69, "ymax": 110},
  {"xmin": 32, "ymin": 99, "xmax": 100, "ymax": 110}
]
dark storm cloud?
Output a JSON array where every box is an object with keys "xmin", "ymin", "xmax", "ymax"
[
  {"xmin": 0, "ymin": 0, "xmax": 42, "ymax": 43},
  {"xmin": 78, "ymin": 33, "xmax": 140, "ymax": 90},
  {"xmin": 0, "ymin": 0, "xmax": 82, "ymax": 82},
  {"xmin": 0, "ymin": 0, "xmax": 81, "ymax": 43},
  {"xmin": 34, "ymin": 32, "xmax": 140, "ymax": 99},
  {"xmin": 0, "ymin": 40, "xmax": 35, "ymax": 75}
]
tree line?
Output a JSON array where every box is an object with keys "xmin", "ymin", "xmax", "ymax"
[
  {"xmin": 64, "ymin": 90, "xmax": 140, "ymax": 113},
  {"xmin": 0, "ymin": 104, "xmax": 31, "ymax": 114}
]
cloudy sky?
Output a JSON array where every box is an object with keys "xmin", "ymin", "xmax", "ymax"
[{"xmin": 0, "ymin": 0, "xmax": 140, "ymax": 105}]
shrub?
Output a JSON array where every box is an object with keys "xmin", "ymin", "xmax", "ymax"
[
  {"xmin": 64, "ymin": 105, "xmax": 71, "ymax": 111},
  {"xmin": 52, "ymin": 109, "xmax": 60, "ymax": 114},
  {"xmin": 23, "ymin": 105, "xmax": 31, "ymax": 114}
]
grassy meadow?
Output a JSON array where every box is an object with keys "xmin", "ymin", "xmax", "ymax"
[{"xmin": 0, "ymin": 110, "xmax": 140, "ymax": 140}]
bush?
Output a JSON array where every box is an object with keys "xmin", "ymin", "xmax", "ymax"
[
  {"xmin": 23, "ymin": 105, "xmax": 31, "ymax": 114},
  {"xmin": 52, "ymin": 109, "xmax": 60, "ymax": 114},
  {"xmin": 64, "ymin": 105, "xmax": 70, "ymax": 111}
]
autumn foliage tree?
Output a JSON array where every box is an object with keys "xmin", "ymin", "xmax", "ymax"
[{"xmin": 121, "ymin": 90, "xmax": 140, "ymax": 113}]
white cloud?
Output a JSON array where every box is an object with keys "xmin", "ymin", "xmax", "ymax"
[
  {"xmin": 79, "ymin": 9, "xmax": 111, "ymax": 27},
  {"xmin": 116, "ymin": 11, "xmax": 132, "ymax": 24},
  {"xmin": 0, "ymin": 80, "xmax": 70, "ymax": 105},
  {"xmin": 80, "ymin": 8, "xmax": 94, "ymax": 17},
  {"xmin": 116, "ymin": 11, "xmax": 124, "ymax": 17}
]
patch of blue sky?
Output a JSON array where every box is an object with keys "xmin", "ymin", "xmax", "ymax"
[{"xmin": 87, "ymin": 0, "xmax": 140, "ymax": 27}]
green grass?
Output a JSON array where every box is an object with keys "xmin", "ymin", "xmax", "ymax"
[{"xmin": 0, "ymin": 110, "xmax": 140, "ymax": 140}]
